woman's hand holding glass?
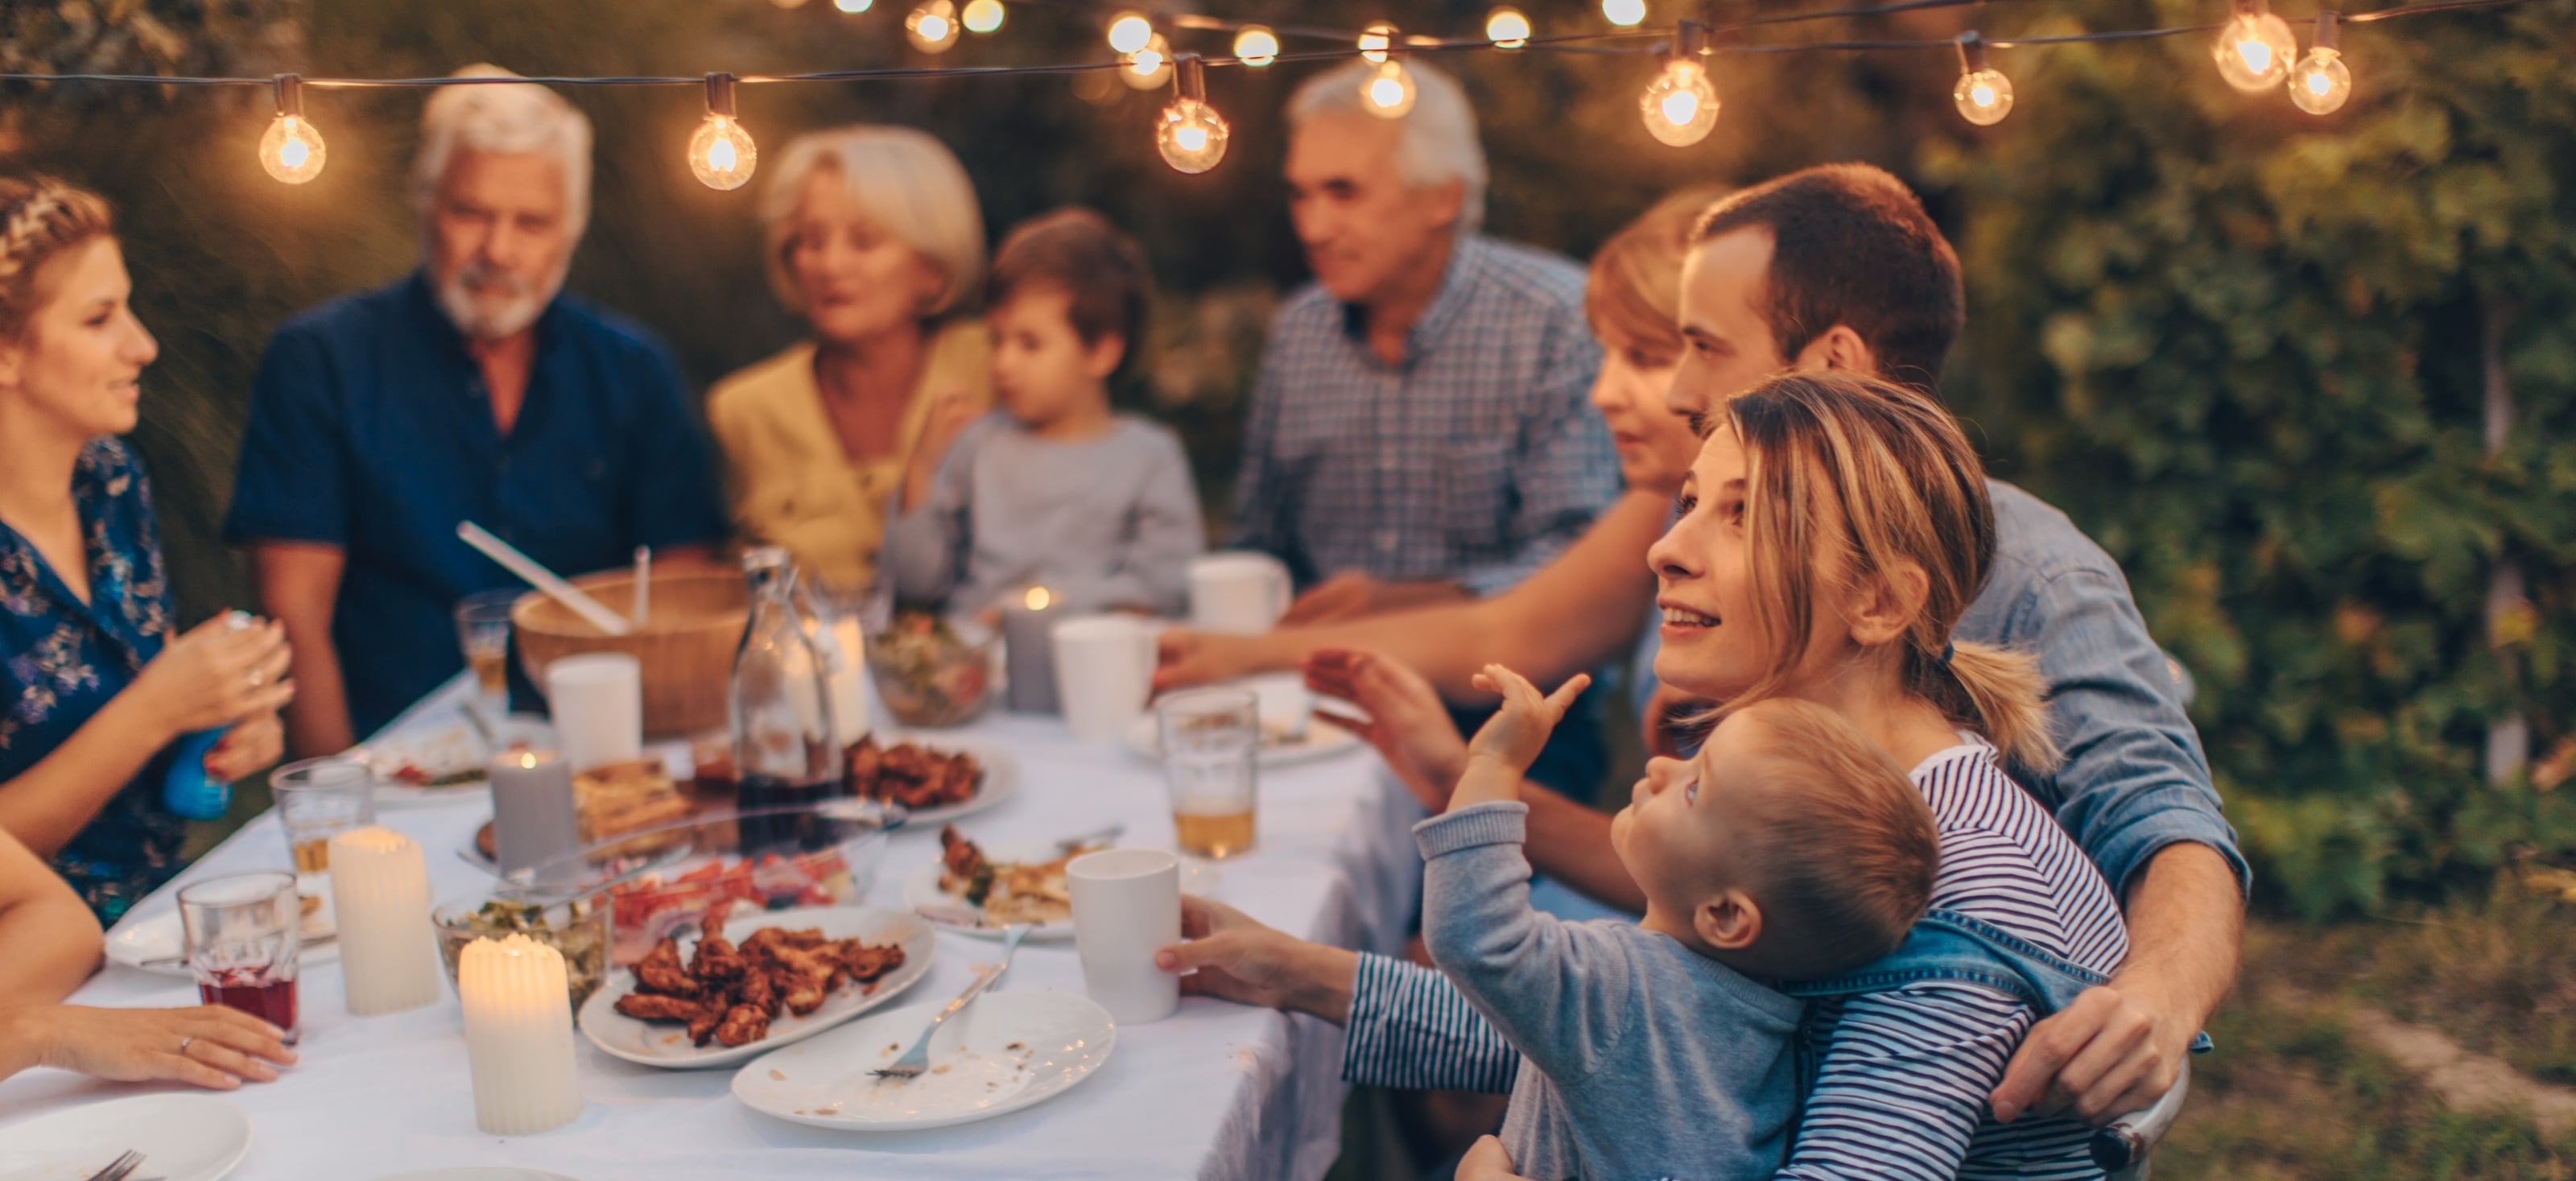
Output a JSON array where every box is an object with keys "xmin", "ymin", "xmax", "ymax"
[
  {"xmin": 1152, "ymin": 895, "xmax": 1358, "ymax": 1026},
  {"xmin": 3, "ymin": 1003, "xmax": 296, "ymax": 1091},
  {"xmin": 129, "ymin": 613, "xmax": 294, "ymax": 740}
]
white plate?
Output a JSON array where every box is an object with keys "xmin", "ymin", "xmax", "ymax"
[
  {"xmin": 1125, "ymin": 673, "xmax": 1364, "ymax": 766},
  {"xmin": 577, "ymin": 905, "xmax": 935, "ymax": 1070},
  {"xmin": 732, "ymin": 989, "xmax": 1117, "ymax": 1132},
  {"xmin": 353, "ymin": 713, "xmax": 554, "ymax": 806},
  {"xmin": 104, "ymin": 885, "xmax": 339, "ymax": 978},
  {"xmin": 363, "ymin": 1171, "xmax": 584, "ymax": 1181},
  {"xmin": 1122, "ymin": 712, "xmax": 1363, "ymax": 766},
  {"xmin": 901, "ymin": 849, "xmax": 1213, "ymax": 943},
  {"xmin": 0, "ymin": 1093, "xmax": 252, "ymax": 1181},
  {"xmin": 858, "ymin": 737, "xmax": 1021, "ymax": 827}
]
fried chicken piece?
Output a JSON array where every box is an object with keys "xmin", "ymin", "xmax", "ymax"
[
  {"xmin": 691, "ymin": 935, "xmax": 747, "ymax": 984},
  {"xmin": 688, "ymin": 1002, "xmax": 729, "ymax": 1046},
  {"xmin": 700, "ymin": 899, "xmax": 737, "ymax": 944},
  {"xmin": 836, "ymin": 939, "xmax": 908, "ymax": 985},
  {"xmin": 634, "ymin": 937, "xmax": 700, "ymax": 997},
  {"xmin": 735, "ymin": 964, "xmax": 778, "ymax": 1017},
  {"xmin": 844, "ymin": 737, "xmax": 884, "ymax": 797},
  {"xmin": 939, "ymin": 824, "xmax": 987, "ymax": 882},
  {"xmin": 740, "ymin": 926, "xmax": 828, "ymax": 957},
  {"xmin": 613, "ymin": 992, "xmax": 712, "ymax": 1023},
  {"xmin": 712, "ymin": 1002, "xmax": 771, "ymax": 1048}
]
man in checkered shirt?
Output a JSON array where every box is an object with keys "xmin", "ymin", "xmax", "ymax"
[{"xmin": 1228, "ymin": 57, "xmax": 1620, "ymax": 632}]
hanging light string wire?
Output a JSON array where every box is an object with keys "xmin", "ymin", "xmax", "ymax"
[{"xmin": 0, "ymin": 0, "xmax": 2534, "ymax": 88}]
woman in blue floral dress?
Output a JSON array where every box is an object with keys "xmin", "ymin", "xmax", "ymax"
[{"xmin": 0, "ymin": 176, "xmax": 293, "ymax": 923}]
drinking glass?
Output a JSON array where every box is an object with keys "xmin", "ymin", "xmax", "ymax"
[
  {"xmin": 178, "ymin": 871, "xmax": 302, "ymax": 1043},
  {"xmin": 455, "ymin": 590, "xmax": 519, "ymax": 710},
  {"xmin": 1156, "ymin": 688, "xmax": 1258, "ymax": 859},
  {"xmin": 272, "ymin": 757, "xmax": 375, "ymax": 876}
]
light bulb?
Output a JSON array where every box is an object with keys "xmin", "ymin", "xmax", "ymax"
[
  {"xmin": 1361, "ymin": 62, "xmax": 1416, "ymax": 118},
  {"xmin": 2212, "ymin": 6, "xmax": 2297, "ymax": 93},
  {"xmin": 1360, "ymin": 21, "xmax": 1397, "ymax": 64},
  {"xmin": 1158, "ymin": 100, "xmax": 1230, "ymax": 173},
  {"xmin": 906, "ymin": 1, "xmax": 960, "ymax": 52},
  {"xmin": 1638, "ymin": 60, "xmax": 1718, "ymax": 147},
  {"xmin": 1123, "ymin": 33, "xmax": 1173, "ymax": 90},
  {"xmin": 258, "ymin": 77, "xmax": 326, "ymax": 184},
  {"xmin": 2288, "ymin": 47, "xmax": 2350, "ymax": 113},
  {"xmin": 1486, "ymin": 6, "xmax": 1531, "ymax": 48},
  {"xmin": 962, "ymin": 0, "xmax": 1004, "ymax": 33},
  {"xmin": 833, "ymin": 0, "xmax": 871, "ymax": 11},
  {"xmin": 258, "ymin": 114, "xmax": 328, "ymax": 184},
  {"xmin": 1106, "ymin": 10, "xmax": 1153, "ymax": 54},
  {"xmin": 1952, "ymin": 68, "xmax": 2013, "ymax": 125},
  {"xmin": 770, "ymin": 0, "xmax": 810, "ymax": 9},
  {"xmin": 1602, "ymin": 0, "xmax": 1646, "ymax": 28},
  {"xmin": 688, "ymin": 75, "xmax": 757, "ymax": 191},
  {"xmin": 1233, "ymin": 25, "xmax": 1279, "ymax": 67}
]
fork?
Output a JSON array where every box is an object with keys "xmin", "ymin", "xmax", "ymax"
[
  {"xmin": 870, "ymin": 924, "xmax": 1026, "ymax": 1081},
  {"xmin": 84, "ymin": 1150, "xmax": 143, "ymax": 1181}
]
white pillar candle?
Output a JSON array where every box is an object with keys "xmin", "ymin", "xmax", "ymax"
[
  {"xmin": 544, "ymin": 654, "xmax": 642, "ymax": 771},
  {"xmin": 460, "ymin": 934, "xmax": 583, "ymax": 1135},
  {"xmin": 326, "ymin": 826, "xmax": 443, "ymax": 1016},
  {"xmin": 489, "ymin": 749, "xmax": 581, "ymax": 877}
]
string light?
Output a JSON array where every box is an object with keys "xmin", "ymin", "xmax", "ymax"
[
  {"xmin": 1232, "ymin": 25, "xmax": 1279, "ymax": 67},
  {"xmin": 2289, "ymin": 10, "xmax": 2352, "ymax": 114},
  {"xmin": 832, "ymin": 0, "xmax": 870, "ymax": 12},
  {"xmin": 1360, "ymin": 21, "xmax": 1397, "ymax": 64},
  {"xmin": 1106, "ymin": 10, "xmax": 1154, "ymax": 54},
  {"xmin": 1603, "ymin": 0, "xmax": 1647, "ymax": 28},
  {"xmin": 687, "ymin": 72, "xmax": 758, "ymax": 191},
  {"xmin": 1638, "ymin": 21, "xmax": 1717, "ymax": 147},
  {"xmin": 2214, "ymin": 0, "xmax": 2297, "ymax": 93},
  {"xmin": 1157, "ymin": 52, "xmax": 1230, "ymax": 173},
  {"xmin": 1485, "ymin": 7, "xmax": 1532, "ymax": 48},
  {"xmin": 1951, "ymin": 31, "xmax": 2013, "ymax": 126},
  {"xmin": 963, "ymin": 0, "xmax": 1006, "ymax": 34},
  {"xmin": 906, "ymin": 0, "xmax": 962, "ymax": 51},
  {"xmin": 257, "ymin": 74, "xmax": 328, "ymax": 184},
  {"xmin": 1124, "ymin": 32, "xmax": 1174, "ymax": 89}
]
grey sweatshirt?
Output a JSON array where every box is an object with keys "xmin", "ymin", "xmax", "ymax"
[
  {"xmin": 885, "ymin": 412, "xmax": 1204, "ymax": 617},
  {"xmin": 1418, "ymin": 802, "xmax": 1806, "ymax": 1181}
]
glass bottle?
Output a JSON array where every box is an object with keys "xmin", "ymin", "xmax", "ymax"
[{"xmin": 729, "ymin": 547, "xmax": 841, "ymax": 853}]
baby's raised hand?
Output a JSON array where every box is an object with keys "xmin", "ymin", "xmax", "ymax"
[{"xmin": 1464, "ymin": 664, "xmax": 1591, "ymax": 775}]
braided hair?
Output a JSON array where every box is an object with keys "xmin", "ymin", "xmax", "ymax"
[{"xmin": 0, "ymin": 175, "xmax": 116, "ymax": 341}]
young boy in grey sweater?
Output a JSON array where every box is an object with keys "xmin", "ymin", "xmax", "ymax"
[
  {"xmin": 886, "ymin": 209, "xmax": 1202, "ymax": 621},
  {"xmin": 1422, "ymin": 667, "xmax": 1941, "ymax": 1181}
]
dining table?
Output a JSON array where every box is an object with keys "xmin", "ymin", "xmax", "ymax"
[{"xmin": 0, "ymin": 671, "xmax": 1429, "ymax": 1181}]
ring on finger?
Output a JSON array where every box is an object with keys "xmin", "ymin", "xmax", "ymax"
[
  {"xmin": 179, "ymin": 1034, "xmax": 196, "ymax": 1055},
  {"xmin": 247, "ymin": 667, "xmax": 267, "ymax": 688}
]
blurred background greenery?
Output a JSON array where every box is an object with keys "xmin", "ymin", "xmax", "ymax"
[{"xmin": 5, "ymin": 0, "xmax": 2573, "ymax": 923}]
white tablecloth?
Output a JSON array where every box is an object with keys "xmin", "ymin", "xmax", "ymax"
[{"xmin": 0, "ymin": 675, "xmax": 1426, "ymax": 1181}]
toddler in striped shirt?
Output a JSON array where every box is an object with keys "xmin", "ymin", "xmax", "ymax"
[{"xmin": 1419, "ymin": 668, "xmax": 1941, "ymax": 1181}]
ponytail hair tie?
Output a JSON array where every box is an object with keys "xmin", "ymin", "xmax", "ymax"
[{"xmin": 1936, "ymin": 640, "xmax": 1956, "ymax": 669}]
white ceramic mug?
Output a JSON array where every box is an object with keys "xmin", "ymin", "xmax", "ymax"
[
  {"xmin": 1051, "ymin": 615, "xmax": 1158, "ymax": 743},
  {"xmin": 543, "ymin": 653, "xmax": 642, "ymax": 773},
  {"xmin": 1066, "ymin": 849, "xmax": 1182, "ymax": 1024},
  {"xmin": 1188, "ymin": 552, "xmax": 1293, "ymax": 635}
]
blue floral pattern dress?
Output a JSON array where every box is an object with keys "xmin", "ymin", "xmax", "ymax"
[{"xmin": 0, "ymin": 438, "xmax": 187, "ymax": 923}]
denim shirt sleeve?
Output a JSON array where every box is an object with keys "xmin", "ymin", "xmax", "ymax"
[{"xmin": 2000, "ymin": 564, "xmax": 2251, "ymax": 899}]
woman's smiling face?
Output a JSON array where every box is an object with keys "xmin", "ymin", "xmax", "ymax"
[
  {"xmin": 0, "ymin": 237, "xmax": 158, "ymax": 439},
  {"xmin": 1645, "ymin": 425, "xmax": 1852, "ymax": 704}
]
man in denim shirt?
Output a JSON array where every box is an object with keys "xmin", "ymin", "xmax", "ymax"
[{"xmin": 1156, "ymin": 165, "xmax": 2246, "ymax": 1134}]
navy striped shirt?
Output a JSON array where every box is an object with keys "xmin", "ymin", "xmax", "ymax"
[{"xmin": 1345, "ymin": 740, "xmax": 2129, "ymax": 1179}]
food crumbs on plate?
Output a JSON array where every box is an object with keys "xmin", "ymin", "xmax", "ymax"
[
  {"xmin": 932, "ymin": 1063, "xmax": 952, "ymax": 1075},
  {"xmin": 770, "ymin": 1069, "xmax": 786, "ymax": 1081},
  {"xmin": 886, "ymin": 1043, "xmax": 901, "ymax": 1055},
  {"xmin": 1005, "ymin": 1041, "xmax": 1026, "ymax": 1051}
]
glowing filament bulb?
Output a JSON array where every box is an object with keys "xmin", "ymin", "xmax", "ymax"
[
  {"xmin": 689, "ymin": 75, "xmax": 758, "ymax": 191},
  {"xmin": 1362, "ymin": 61, "xmax": 1417, "ymax": 118},
  {"xmin": 2212, "ymin": 2, "xmax": 2297, "ymax": 93},
  {"xmin": 1123, "ymin": 33, "xmax": 1174, "ymax": 90},
  {"xmin": 1485, "ymin": 7, "xmax": 1531, "ymax": 48},
  {"xmin": 906, "ymin": 1, "xmax": 960, "ymax": 51},
  {"xmin": 258, "ymin": 76, "xmax": 327, "ymax": 184},
  {"xmin": 1360, "ymin": 21, "xmax": 1397, "ymax": 64},
  {"xmin": 962, "ymin": 0, "xmax": 1005, "ymax": 34},
  {"xmin": 1106, "ymin": 10, "xmax": 1153, "ymax": 54},
  {"xmin": 1602, "ymin": 0, "xmax": 1646, "ymax": 28},
  {"xmin": 1233, "ymin": 25, "xmax": 1279, "ymax": 67},
  {"xmin": 833, "ymin": 0, "xmax": 871, "ymax": 11},
  {"xmin": 1158, "ymin": 55, "xmax": 1230, "ymax": 174},
  {"xmin": 2289, "ymin": 12, "xmax": 2351, "ymax": 114},
  {"xmin": 1951, "ymin": 35, "xmax": 2013, "ymax": 126},
  {"xmin": 1638, "ymin": 60, "xmax": 1718, "ymax": 147}
]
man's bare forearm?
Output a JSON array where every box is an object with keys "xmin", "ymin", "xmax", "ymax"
[{"xmin": 2112, "ymin": 842, "xmax": 2243, "ymax": 1029}]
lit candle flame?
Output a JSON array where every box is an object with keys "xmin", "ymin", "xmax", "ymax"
[{"xmin": 1026, "ymin": 586, "xmax": 1054, "ymax": 611}]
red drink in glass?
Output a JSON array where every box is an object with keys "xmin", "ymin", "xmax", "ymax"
[
  {"xmin": 199, "ymin": 967, "xmax": 299, "ymax": 1042},
  {"xmin": 178, "ymin": 870, "xmax": 305, "ymax": 1045}
]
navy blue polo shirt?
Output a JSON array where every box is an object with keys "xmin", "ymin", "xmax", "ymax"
[{"xmin": 225, "ymin": 273, "xmax": 728, "ymax": 737}]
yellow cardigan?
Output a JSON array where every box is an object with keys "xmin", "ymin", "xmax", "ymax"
[{"xmin": 705, "ymin": 320, "xmax": 992, "ymax": 594}]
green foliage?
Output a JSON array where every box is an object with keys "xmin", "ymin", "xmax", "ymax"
[{"xmin": 1924, "ymin": 0, "xmax": 2576, "ymax": 917}]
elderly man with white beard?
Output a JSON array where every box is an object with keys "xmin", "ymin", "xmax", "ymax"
[{"xmin": 226, "ymin": 66, "xmax": 728, "ymax": 757}]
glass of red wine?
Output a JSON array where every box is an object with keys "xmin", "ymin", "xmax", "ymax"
[{"xmin": 178, "ymin": 871, "xmax": 302, "ymax": 1044}]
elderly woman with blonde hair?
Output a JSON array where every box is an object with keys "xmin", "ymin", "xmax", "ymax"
[{"xmin": 708, "ymin": 126, "xmax": 993, "ymax": 597}]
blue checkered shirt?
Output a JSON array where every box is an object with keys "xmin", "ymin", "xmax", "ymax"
[{"xmin": 1226, "ymin": 236, "xmax": 1618, "ymax": 597}]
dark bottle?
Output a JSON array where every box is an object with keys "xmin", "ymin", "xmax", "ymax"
[{"xmin": 729, "ymin": 547, "xmax": 841, "ymax": 855}]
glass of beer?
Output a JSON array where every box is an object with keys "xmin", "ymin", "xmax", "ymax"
[
  {"xmin": 273, "ymin": 757, "xmax": 374, "ymax": 876},
  {"xmin": 179, "ymin": 870, "xmax": 302, "ymax": 1044},
  {"xmin": 1156, "ymin": 688, "xmax": 1258, "ymax": 859},
  {"xmin": 455, "ymin": 589, "xmax": 520, "ymax": 709}
]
